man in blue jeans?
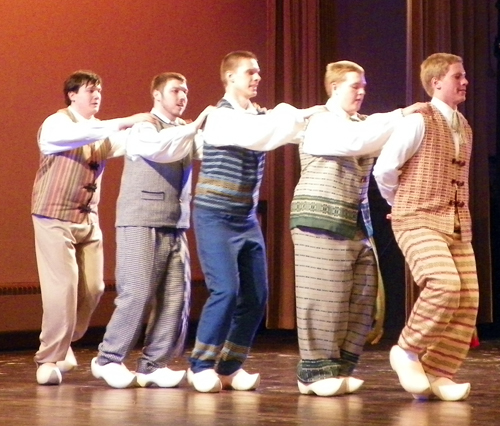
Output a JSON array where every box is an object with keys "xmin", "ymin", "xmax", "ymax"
[{"xmin": 187, "ymin": 50, "xmax": 325, "ymax": 393}]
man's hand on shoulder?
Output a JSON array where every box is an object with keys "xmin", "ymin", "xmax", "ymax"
[
  {"xmin": 301, "ymin": 105, "xmax": 327, "ymax": 119},
  {"xmin": 401, "ymin": 102, "xmax": 431, "ymax": 117},
  {"xmin": 118, "ymin": 113, "xmax": 158, "ymax": 130}
]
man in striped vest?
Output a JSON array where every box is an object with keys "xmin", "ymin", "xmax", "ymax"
[
  {"xmin": 290, "ymin": 60, "xmax": 427, "ymax": 397},
  {"xmin": 32, "ymin": 70, "xmax": 153, "ymax": 385},
  {"xmin": 187, "ymin": 50, "xmax": 325, "ymax": 393},
  {"xmin": 373, "ymin": 53, "xmax": 479, "ymax": 401},
  {"xmin": 91, "ymin": 72, "xmax": 213, "ymax": 389}
]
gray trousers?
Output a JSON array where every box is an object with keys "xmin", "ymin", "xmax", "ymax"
[{"xmin": 97, "ymin": 226, "xmax": 190, "ymax": 374}]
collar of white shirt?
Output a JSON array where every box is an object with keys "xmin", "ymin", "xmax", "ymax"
[
  {"xmin": 430, "ymin": 97, "xmax": 456, "ymax": 126},
  {"xmin": 325, "ymin": 98, "xmax": 359, "ymax": 121},
  {"xmin": 68, "ymin": 105, "xmax": 96, "ymax": 122},
  {"xmin": 151, "ymin": 107, "xmax": 178, "ymax": 125},
  {"xmin": 223, "ymin": 95, "xmax": 258, "ymax": 114}
]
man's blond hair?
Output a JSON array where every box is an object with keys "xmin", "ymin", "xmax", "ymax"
[
  {"xmin": 420, "ymin": 53, "xmax": 463, "ymax": 97},
  {"xmin": 324, "ymin": 61, "xmax": 364, "ymax": 97}
]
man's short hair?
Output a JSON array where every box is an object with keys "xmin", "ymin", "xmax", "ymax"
[
  {"xmin": 420, "ymin": 53, "xmax": 463, "ymax": 97},
  {"xmin": 324, "ymin": 61, "xmax": 364, "ymax": 97},
  {"xmin": 220, "ymin": 51, "xmax": 258, "ymax": 86},
  {"xmin": 150, "ymin": 72, "xmax": 186, "ymax": 97},
  {"xmin": 63, "ymin": 70, "xmax": 102, "ymax": 106}
]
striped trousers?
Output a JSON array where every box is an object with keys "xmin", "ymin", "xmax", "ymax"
[
  {"xmin": 292, "ymin": 227, "xmax": 377, "ymax": 381},
  {"xmin": 98, "ymin": 227, "xmax": 190, "ymax": 374},
  {"xmin": 394, "ymin": 228, "xmax": 479, "ymax": 378}
]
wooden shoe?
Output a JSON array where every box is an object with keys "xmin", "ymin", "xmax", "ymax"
[
  {"xmin": 187, "ymin": 368, "xmax": 222, "ymax": 393},
  {"xmin": 427, "ymin": 375, "xmax": 471, "ymax": 401},
  {"xmin": 56, "ymin": 346, "xmax": 78, "ymax": 373},
  {"xmin": 344, "ymin": 376, "xmax": 364, "ymax": 394},
  {"xmin": 36, "ymin": 363, "xmax": 62, "ymax": 385},
  {"xmin": 136, "ymin": 367, "xmax": 186, "ymax": 388},
  {"xmin": 297, "ymin": 377, "xmax": 347, "ymax": 397},
  {"xmin": 91, "ymin": 357, "xmax": 137, "ymax": 389},
  {"xmin": 219, "ymin": 369, "xmax": 260, "ymax": 391},
  {"xmin": 389, "ymin": 345, "xmax": 431, "ymax": 395}
]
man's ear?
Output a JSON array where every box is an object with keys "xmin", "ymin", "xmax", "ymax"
[{"xmin": 152, "ymin": 89, "xmax": 161, "ymax": 101}]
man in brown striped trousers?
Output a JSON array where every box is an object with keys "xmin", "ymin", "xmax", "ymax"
[{"xmin": 373, "ymin": 53, "xmax": 479, "ymax": 401}]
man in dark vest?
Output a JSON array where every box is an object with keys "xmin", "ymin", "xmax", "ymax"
[{"xmin": 92, "ymin": 72, "xmax": 213, "ymax": 388}]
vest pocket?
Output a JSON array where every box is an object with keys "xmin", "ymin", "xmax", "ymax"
[{"xmin": 141, "ymin": 191, "xmax": 165, "ymax": 201}]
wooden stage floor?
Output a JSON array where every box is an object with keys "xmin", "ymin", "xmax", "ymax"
[{"xmin": 0, "ymin": 331, "xmax": 498, "ymax": 426}]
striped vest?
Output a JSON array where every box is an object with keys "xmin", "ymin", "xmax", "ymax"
[
  {"xmin": 391, "ymin": 104, "xmax": 473, "ymax": 242},
  {"xmin": 194, "ymin": 99, "xmax": 265, "ymax": 217},
  {"xmin": 31, "ymin": 108, "xmax": 112, "ymax": 224},
  {"xmin": 290, "ymin": 136, "xmax": 375, "ymax": 239},
  {"xmin": 116, "ymin": 119, "xmax": 193, "ymax": 228}
]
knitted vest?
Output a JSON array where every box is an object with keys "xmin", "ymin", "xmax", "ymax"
[
  {"xmin": 290, "ymin": 123, "xmax": 374, "ymax": 239},
  {"xmin": 391, "ymin": 104, "xmax": 473, "ymax": 242},
  {"xmin": 194, "ymin": 99, "xmax": 266, "ymax": 217},
  {"xmin": 31, "ymin": 108, "xmax": 112, "ymax": 224},
  {"xmin": 115, "ymin": 119, "xmax": 193, "ymax": 228}
]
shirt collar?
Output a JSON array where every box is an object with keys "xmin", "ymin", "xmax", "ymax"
[
  {"xmin": 223, "ymin": 95, "xmax": 258, "ymax": 114},
  {"xmin": 68, "ymin": 105, "xmax": 95, "ymax": 122},
  {"xmin": 431, "ymin": 97, "xmax": 456, "ymax": 124},
  {"xmin": 325, "ymin": 98, "xmax": 359, "ymax": 121},
  {"xmin": 151, "ymin": 108, "xmax": 180, "ymax": 125}
]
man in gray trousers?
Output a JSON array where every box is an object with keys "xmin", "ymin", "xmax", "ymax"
[{"xmin": 91, "ymin": 72, "xmax": 213, "ymax": 388}]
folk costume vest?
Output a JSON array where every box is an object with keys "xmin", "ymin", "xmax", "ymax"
[
  {"xmin": 290, "ymin": 115, "xmax": 374, "ymax": 239},
  {"xmin": 116, "ymin": 118, "xmax": 193, "ymax": 229},
  {"xmin": 194, "ymin": 99, "xmax": 266, "ymax": 218},
  {"xmin": 391, "ymin": 104, "xmax": 473, "ymax": 242},
  {"xmin": 31, "ymin": 108, "xmax": 112, "ymax": 224}
]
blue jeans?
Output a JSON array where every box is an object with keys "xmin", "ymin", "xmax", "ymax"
[{"xmin": 189, "ymin": 207, "xmax": 268, "ymax": 375}]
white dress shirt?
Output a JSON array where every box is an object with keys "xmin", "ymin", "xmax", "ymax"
[
  {"xmin": 302, "ymin": 98, "xmax": 404, "ymax": 157},
  {"xmin": 202, "ymin": 95, "xmax": 306, "ymax": 151},
  {"xmin": 38, "ymin": 105, "xmax": 127, "ymax": 156},
  {"xmin": 126, "ymin": 108, "xmax": 202, "ymax": 163},
  {"xmin": 373, "ymin": 97, "xmax": 458, "ymax": 206}
]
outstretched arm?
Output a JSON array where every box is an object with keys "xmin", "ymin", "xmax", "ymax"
[{"xmin": 39, "ymin": 112, "xmax": 156, "ymax": 155}]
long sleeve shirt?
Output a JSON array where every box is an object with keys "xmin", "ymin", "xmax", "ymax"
[
  {"xmin": 302, "ymin": 98, "xmax": 405, "ymax": 157},
  {"xmin": 126, "ymin": 108, "xmax": 203, "ymax": 162},
  {"xmin": 38, "ymin": 106, "xmax": 127, "ymax": 157},
  {"xmin": 202, "ymin": 95, "xmax": 306, "ymax": 151}
]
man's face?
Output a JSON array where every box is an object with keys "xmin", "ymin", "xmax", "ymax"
[
  {"xmin": 433, "ymin": 62, "xmax": 468, "ymax": 108},
  {"xmin": 227, "ymin": 58, "xmax": 261, "ymax": 100},
  {"xmin": 68, "ymin": 83, "xmax": 102, "ymax": 119},
  {"xmin": 331, "ymin": 71, "xmax": 366, "ymax": 115},
  {"xmin": 154, "ymin": 79, "xmax": 188, "ymax": 121}
]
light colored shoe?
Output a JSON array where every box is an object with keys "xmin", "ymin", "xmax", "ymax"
[
  {"xmin": 389, "ymin": 345, "xmax": 431, "ymax": 395},
  {"xmin": 187, "ymin": 368, "xmax": 222, "ymax": 393},
  {"xmin": 56, "ymin": 347, "xmax": 78, "ymax": 373},
  {"xmin": 36, "ymin": 363, "xmax": 62, "ymax": 385},
  {"xmin": 297, "ymin": 377, "xmax": 347, "ymax": 397},
  {"xmin": 427, "ymin": 374, "xmax": 471, "ymax": 401},
  {"xmin": 219, "ymin": 369, "xmax": 260, "ymax": 391},
  {"xmin": 136, "ymin": 367, "xmax": 186, "ymax": 388},
  {"xmin": 344, "ymin": 376, "xmax": 364, "ymax": 394},
  {"xmin": 91, "ymin": 357, "xmax": 137, "ymax": 389}
]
